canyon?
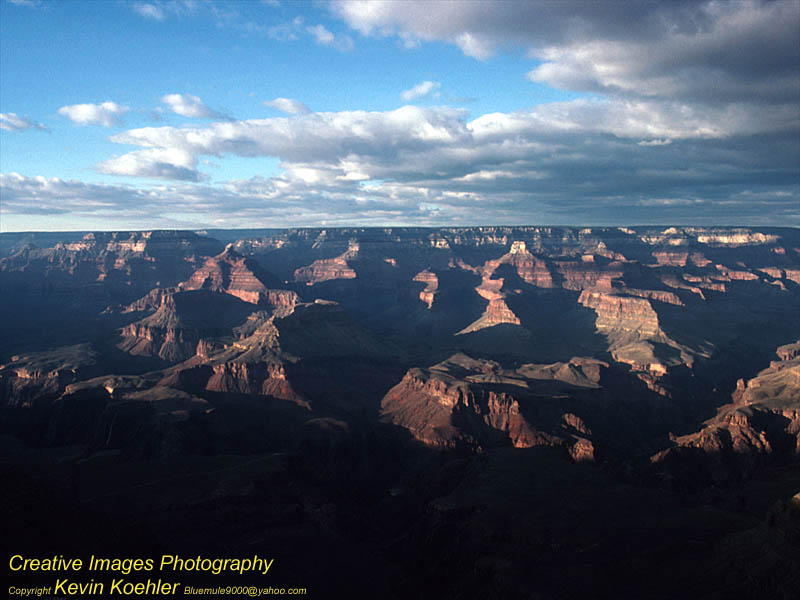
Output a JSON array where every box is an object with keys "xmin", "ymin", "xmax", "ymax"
[{"xmin": 1, "ymin": 226, "xmax": 799, "ymax": 599}]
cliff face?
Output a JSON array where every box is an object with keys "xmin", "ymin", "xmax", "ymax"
[
  {"xmin": 0, "ymin": 344, "xmax": 101, "ymax": 409},
  {"xmin": 205, "ymin": 360, "xmax": 303, "ymax": 402},
  {"xmin": 413, "ymin": 270, "xmax": 438, "ymax": 309},
  {"xmin": 381, "ymin": 363, "xmax": 554, "ymax": 451},
  {"xmin": 154, "ymin": 298, "xmax": 397, "ymax": 412},
  {"xmin": 652, "ymin": 342, "xmax": 800, "ymax": 487},
  {"xmin": 294, "ymin": 241, "xmax": 359, "ymax": 285},
  {"xmin": 117, "ymin": 290, "xmax": 258, "ymax": 363},
  {"xmin": 116, "ymin": 248, "xmax": 299, "ymax": 364},
  {"xmin": 0, "ymin": 231, "xmax": 222, "ymax": 301},
  {"xmin": 179, "ymin": 247, "xmax": 297, "ymax": 312},
  {"xmin": 381, "ymin": 353, "xmax": 613, "ymax": 457},
  {"xmin": 498, "ymin": 241, "xmax": 555, "ymax": 288},
  {"xmin": 578, "ymin": 291, "xmax": 660, "ymax": 336}
]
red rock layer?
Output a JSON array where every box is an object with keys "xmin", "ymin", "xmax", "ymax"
[
  {"xmin": 205, "ymin": 361, "xmax": 304, "ymax": 404},
  {"xmin": 578, "ymin": 291, "xmax": 660, "ymax": 336},
  {"xmin": 181, "ymin": 247, "xmax": 297, "ymax": 310},
  {"xmin": 381, "ymin": 369, "xmax": 554, "ymax": 450},
  {"xmin": 555, "ymin": 260, "xmax": 623, "ymax": 292},
  {"xmin": 653, "ymin": 346, "xmax": 800, "ymax": 485},
  {"xmin": 413, "ymin": 269, "xmax": 439, "ymax": 309},
  {"xmin": 293, "ymin": 241, "xmax": 359, "ymax": 286}
]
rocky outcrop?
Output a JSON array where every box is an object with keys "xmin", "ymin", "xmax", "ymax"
[
  {"xmin": 456, "ymin": 297, "xmax": 520, "ymax": 335},
  {"xmin": 501, "ymin": 241, "xmax": 555, "ymax": 287},
  {"xmin": 776, "ymin": 342, "xmax": 800, "ymax": 361},
  {"xmin": 621, "ymin": 288, "xmax": 684, "ymax": 306},
  {"xmin": 180, "ymin": 247, "xmax": 297, "ymax": 312},
  {"xmin": 0, "ymin": 344, "xmax": 101, "ymax": 409},
  {"xmin": 413, "ymin": 270, "xmax": 439, "ymax": 309},
  {"xmin": 294, "ymin": 241, "xmax": 359, "ymax": 285},
  {"xmin": 652, "ymin": 250, "xmax": 688, "ymax": 267},
  {"xmin": 653, "ymin": 344, "xmax": 800, "ymax": 487},
  {"xmin": 381, "ymin": 366, "xmax": 552, "ymax": 450},
  {"xmin": 157, "ymin": 299, "xmax": 396, "ymax": 409},
  {"xmin": 454, "ymin": 242, "xmax": 548, "ymax": 333},
  {"xmin": 381, "ymin": 353, "xmax": 608, "ymax": 456},
  {"xmin": 555, "ymin": 260, "xmax": 623, "ymax": 291},
  {"xmin": 205, "ymin": 360, "xmax": 304, "ymax": 404},
  {"xmin": 578, "ymin": 291, "xmax": 660, "ymax": 336},
  {"xmin": 0, "ymin": 230, "xmax": 222, "ymax": 302},
  {"xmin": 117, "ymin": 290, "xmax": 257, "ymax": 363}
]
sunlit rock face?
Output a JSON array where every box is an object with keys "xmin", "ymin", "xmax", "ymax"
[
  {"xmin": 652, "ymin": 341, "xmax": 800, "ymax": 487},
  {"xmin": 294, "ymin": 241, "xmax": 359, "ymax": 285},
  {"xmin": 180, "ymin": 246, "xmax": 298, "ymax": 312}
]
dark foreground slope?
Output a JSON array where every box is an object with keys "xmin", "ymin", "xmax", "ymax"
[{"xmin": 1, "ymin": 226, "xmax": 799, "ymax": 599}]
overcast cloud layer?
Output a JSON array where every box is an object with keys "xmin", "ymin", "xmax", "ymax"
[{"xmin": 1, "ymin": 0, "xmax": 798, "ymax": 230}]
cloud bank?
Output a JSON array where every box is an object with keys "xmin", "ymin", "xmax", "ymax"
[{"xmin": 2, "ymin": 0, "xmax": 797, "ymax": 228}]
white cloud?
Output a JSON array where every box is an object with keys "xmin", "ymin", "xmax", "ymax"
[
  {"xmin": 130, "ymin": 1, "xmax": 199, "ymax": 21},
  {"xmin": 162, "ymin": 93, "xmax": 227, "ymax": 119},
  {"xmin": 132, "ymin": 2, "xmax": 166, "ymax": 20},
  {"xmin": 107, "ymin": 105, "xmax": 471, "ymax": 176},
  {"xmin": 454, "ymin": 32, "xmax": 494, "ymax": 61},
  {"xmin": 638, "ymin": 139, "xmax": 672, "ymax": 147},
  {"xmin": 57, "ymin": 102, "xmax": 129, "ymax": 127},
  {"xmin": 307, "ymin": 24, "xmax": 335, "ymax": 45},
  {"xmin": 97, "ymin": 147, "xmax": 201, "ymax": 181},
  {"xmin": 0, "ymin": 113, "xmax": 47, "ymax": 132},
  {"xmin": 306, "ymin": 24, "xmax": 354, "ymax": 51},
  {"xmin": 265, "ymin": 97, "xmax": 311, "ymax": 115},
  {"xmin": 400, "ymin": 81, "xmax": 441, "ymax": 101}
]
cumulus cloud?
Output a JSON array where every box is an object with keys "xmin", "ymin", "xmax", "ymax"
[
  {"xmin": 401, "ymin": 81, "xmax": 441, "ymax": 101},
  {"xmin": 105, "ymin": 106, "xmax": 471, "ymax": 179},
  {"xmin": 0, "ymin": 113, "xmax": 47, "ymax": 132},
  {"xmin": 265, "ymin": 97, "xmax": 312, "ymax": 115},
  {"xmin": 161, "ymin": 93, "xmax": 228, "ymax": 119},
  {"xmin": 57, "ymin": 102, "xmax": 129, "ymax": 127},
  {"xmin": 97, "ymin": 147, "xmax": 202, "ymax": 181}
]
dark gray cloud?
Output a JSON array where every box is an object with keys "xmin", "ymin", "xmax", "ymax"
[{"xmin": 333, "ymin": 0, "xmax": 799, "ymax": 104}]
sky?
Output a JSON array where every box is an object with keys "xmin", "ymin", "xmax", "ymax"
[{"xmin": 0, "ymin": 0, "xmax": 798, "ymax": 231}]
